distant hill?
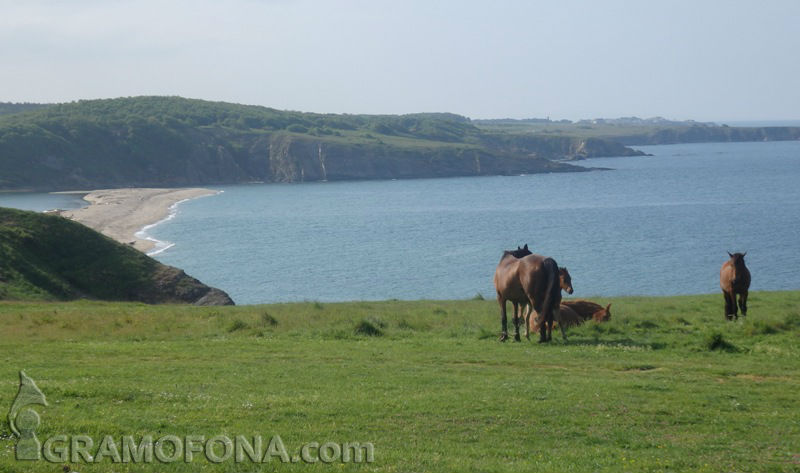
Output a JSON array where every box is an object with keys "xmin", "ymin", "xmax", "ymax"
[
  {"xmin": 0, "ymin": 206, "xmax": 233, "ymax": 304},
  {"xmin": 0, "ymin": 97, "xmax": 644, "ymax": 190},
  {"xmin": 474, "ymin": 117, "xmax": 800, "ymax": 146}
]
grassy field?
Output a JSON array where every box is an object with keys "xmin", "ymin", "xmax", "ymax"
[{"xmin": 1, "ymin": 292, "xmax": 799, "ymax": 472}]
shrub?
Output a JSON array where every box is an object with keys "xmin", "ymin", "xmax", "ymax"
[
  {"xmin": 227, "ymin": 319, "xmax": 249, "ymax": 333},
  {"xmin": 354, "ymin": 318, "xmax": 383, "ymax": 337},
  {"xmin": 260, "ymin": 312, "xmax": 278, "ymax": 327},
  {"xmin": 705, "ymin": 332, "xmax": 738, "ymax": 352}
]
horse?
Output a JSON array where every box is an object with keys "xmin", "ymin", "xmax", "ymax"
[
  {"xmin": 529, "ymin": 300, "xmax": 611, "ymax": 340},
  {"xmin": 521, "ymin": 266, "xmax": 573, "ymax": 340},
  {"xmin": 561, "ymin": 300, "xmax": 612, "ymax": 322},
  {"xmin": 492, "ymin": 244, "xmax": 532, "ymax": 342},
  {"xmin": 720, "ymin": 252, "xmax": 751, "ymax": 321},
  {"xmin": 529, "ymin": 303, "xmax": 584, "ymax": 337},
  {"xmin": 494, "ymin": 252, "xmax": 563, "ymax": 343}
]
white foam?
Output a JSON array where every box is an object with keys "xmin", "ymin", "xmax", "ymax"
[{"xmin": 136, "ymin": 191, "xmax": 221, "ymax": 256}]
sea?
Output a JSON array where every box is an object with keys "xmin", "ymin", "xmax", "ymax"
[{"xmin": 2, "ymin": 141, "xmax": 799, "ymax": 304}]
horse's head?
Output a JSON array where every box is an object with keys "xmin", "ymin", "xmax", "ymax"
[
  {"xmin": 507, "ymin": 243, "xmax": 532, "ymax": 259},
  {"xmin": 559, "ymin": 267, "xmax": 573, "ymax": 295},
  {"xmin": 727, "ymin": 251, "xmax": 747, "ymax": 284},
  {"xmin": 593, "ymin": 303, "xmax": 612, "ymax": 322}
]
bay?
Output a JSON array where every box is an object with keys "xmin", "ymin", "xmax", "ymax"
[{"xmin": 147, "ymin": 140, "xmax": 800, "ymax": 304}]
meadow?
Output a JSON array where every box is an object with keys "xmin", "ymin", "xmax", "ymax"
[{"xmin": 0, "ymin": 292, "xmax": 799, "ymax": 472}]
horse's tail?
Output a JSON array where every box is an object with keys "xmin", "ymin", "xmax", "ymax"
[{"xmin": 541, "ymin": 258, "xmax": 560, "ymax": 330}]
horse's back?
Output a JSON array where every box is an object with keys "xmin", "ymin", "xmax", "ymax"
[
  {"xmin": 562, "ymin": 300, "xmax": 603, "ymax": 320},
  {"xmin": 494, "ymin": 255, "xmax": 526, "ymax": 300}
]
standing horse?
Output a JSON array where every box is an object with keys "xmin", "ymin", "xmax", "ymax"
[
  {"xmin": 495, "ymin": 252, "xmax": 562, "ymax": 343},
  {"xmin": 493, "ymin": 244, "xmax": 532, "ymax": 342},
  {"xmin": 720, "ymin": 252, "xmax": 751, "ymax": 320}
]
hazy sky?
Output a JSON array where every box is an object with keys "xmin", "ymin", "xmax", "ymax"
[{"xmin": 2, "ymin": 0, "xmax": 798, "ymax": 121}]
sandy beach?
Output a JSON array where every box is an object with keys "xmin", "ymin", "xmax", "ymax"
[{"xmin": 60, "ymin": 188, "xmax": 219, "ymax": 253}]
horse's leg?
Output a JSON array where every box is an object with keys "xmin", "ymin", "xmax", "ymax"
[
  {"xmin": 555, "ymin": 306, "xmax": 567, "ymax": 341},
  {"xmin": 498, "ymin": 295, "xmax": 509, "ymax": 342},
  {"xmin": 723, "ymin": 291, "xmax": 734, "ymax": 321},
  {"xmin": 512, "ymin": 302, "xmax": 521, "ymax": 342},
  {"xmin": 738, "ymin": 290, "xmax": 748, "ymax": 316},
  {"xmin": 523, "ymin": 305, "xmax": 531, "ymax": 340}
]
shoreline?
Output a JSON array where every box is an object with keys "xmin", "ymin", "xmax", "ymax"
[{"xmin": 59, "ymin": 188, "xmax": 219, "ymax": 253}]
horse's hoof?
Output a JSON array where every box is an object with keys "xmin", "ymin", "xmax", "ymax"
[{"xmin": 499, "ymin": 333, "xmax": 509, "ymax": 342}]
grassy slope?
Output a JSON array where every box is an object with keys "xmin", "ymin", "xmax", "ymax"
[
  {"xmin": 0, "ymin": 207, "xmax": 230, "ymax": 304},
  {"xmin": 0, "ymin": 293, "xmax": 798, "ymax": 472}
]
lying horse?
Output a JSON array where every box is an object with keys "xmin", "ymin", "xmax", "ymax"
[
  {"xmin": 530, "ymin": 299, "xmax": 611, "ymax": 339},
  {"xmin": 720, "ymin": 252, "xmax": 750, "ymax": 321},
  {"xmin": 562, "ymin": 300, "xmax": 612, "ymax": 322},
  {"xmin": 495, "ymin": 251, "xmax": 562, "ymax": 342},
  {"xmin": 492, "ymin": 244, "xmax": 532, "ymax": 342}
]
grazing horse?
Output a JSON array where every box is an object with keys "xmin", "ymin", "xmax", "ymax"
[
  {"xmin": 521, "ymin": 266, "xmax": 573, "ymax": 340},
  {"xmin": 492, "ymin": 244, "xmax": 533, "ymax": 342},
  {"xmin": 720, "ymin": 252, "xmax": 751, "ymax": 320},
  {"xmin": 495, "ymin": 252, "xmax": 563, "ymax": 343}
]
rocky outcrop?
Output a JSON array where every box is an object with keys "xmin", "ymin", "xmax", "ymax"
[{"xmin": 150, "ymin": 266, "xmax": 235, "ymax": 306}]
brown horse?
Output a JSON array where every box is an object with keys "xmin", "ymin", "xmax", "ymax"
[
  {"xmin": 720, "ymin": 252, "xmax": 751, "ymax": 320},
  {"xmin": 529, "ymin": 300, "xmax": 611, "ymax": 339},
  {"xmin": 521, "ymin": 266, "xmax": 573, "ymax": 339},
  {"xmin": 495, "ymin": 252, "xmax": 562, "ymax": 343},
  {"xmin": 529, "ymin": 303, "xmax": 584, "ymax": 337},
  {"xmin": 562, "ymin": 300, "xmax": 612, "ymax": 322},
  {"xmin": 493, "ymin": 244, "xmax": 532, "ymax": 342}
]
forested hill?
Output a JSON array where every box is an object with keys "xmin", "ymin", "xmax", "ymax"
[{"xmin": 0, "ymin": 97, "xmax": 641, "ymax": 191}]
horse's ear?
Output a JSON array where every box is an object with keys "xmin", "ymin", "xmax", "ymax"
[
  {"xmin": 606, "ymin": 303, "xmax": 612, "ymax": 311},
  {"xmin": 523, "ymin": 244, "xmax": 528, "ymax": 250},
  {"xmin": 742, "ymin": 251, "xmax": 747, "ymax": 257},
  {"xmin": 727, "ymin": 251, "xmax": 733, "ymax": 258}
]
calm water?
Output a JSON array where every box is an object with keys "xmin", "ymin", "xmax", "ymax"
[
  {"xmin": 3, "ymin": 141, "xmax": 798, "ymax": 304},
  {"xmin": 146, "ymin": 141, "xmax": 800, "ymax": 304},
  {"xmin": 0, "ymin": 192, "xmax": 87, "ymax": 212}
]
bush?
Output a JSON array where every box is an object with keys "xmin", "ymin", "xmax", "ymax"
[
  {"xmin": 227, "ymin": 319, "xmax": 249, "ymax": 333},
  {"xmin": 705, "ymin": 332, "xmax": 738, "ymax": 352},
  {"xmin": 354, "ymin": 318, "xmax": 384, "ymax": 337},
  {"xmin": 260, "ymin": 312, "xmax": 278, "ymax": 327}
]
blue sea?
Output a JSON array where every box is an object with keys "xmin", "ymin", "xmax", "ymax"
[{"xmin": 3, "ymin": 141, "xmax": 799, "ymax": 304}]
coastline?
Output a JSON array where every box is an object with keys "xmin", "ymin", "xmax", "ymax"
[{"xmin": 59, "ymin": 188, "xmax": 219, "ymax": 254}]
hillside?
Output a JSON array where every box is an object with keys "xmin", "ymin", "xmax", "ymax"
[
  {"xmin": 0, "ymin": 97, "xmax": 644, "ymax": 190},
  {"xmin": 0, "ymin": 206, "xmax": 233, "ymax": 304}
]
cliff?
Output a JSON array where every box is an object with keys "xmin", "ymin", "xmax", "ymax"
[
  {"xmin": 0, "ymin": 97, "xmax": 643, "ymax": 190},
  {"xmin": 0, "ymin": 207, "xmax": 234, "ymax": 305},
  {"xmin": 610, "ymin": 125, "xmax": 800, "ymax": 146}
]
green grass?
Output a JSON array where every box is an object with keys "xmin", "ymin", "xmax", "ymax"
[{"xmin": 1, "ymin": 292, "xmax": 799, "ymax": 471}]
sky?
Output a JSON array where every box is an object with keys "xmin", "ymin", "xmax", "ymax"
[{"xmin": 1, "ymin": 0, "xmax": 799, "ymax": 121}]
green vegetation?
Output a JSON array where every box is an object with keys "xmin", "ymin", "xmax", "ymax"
[
  {"xmin": 0, "ymin": 96, "xmax": 638, "ymax": 190},
  {"xmin": 0, "ymin": 207, "xmax": 232, "ymax": 304},
  {"xmin": 0, "ymin": 292, "xmax": 798, "ymax": 471},
  {"xmin": 474, "ymin": 118, "xmax": 800, "ymax": 145}
]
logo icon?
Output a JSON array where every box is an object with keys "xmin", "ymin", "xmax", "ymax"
[{"xmin": 8, "ymin": 371, "xmax": 48, "ymax": 460}]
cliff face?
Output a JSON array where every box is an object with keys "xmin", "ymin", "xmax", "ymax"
[
  {"xmin": 613, "ymin": 126, "xmax": 800, "ymax": 146},
  {"xmin": 265, "ymin": 134, "xmax": 585, "ymax": 182},
  {"xmin": 0, "ymin": 207, "xmax": 234, "ymax": 305}
]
